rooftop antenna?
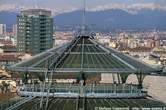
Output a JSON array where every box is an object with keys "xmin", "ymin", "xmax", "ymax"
[
  {"xmin": 81, "ymin": 0, "xmax": 86, "ymax": 35},
  {"xmin": 34, "ymin": 0, "xmax": 39, "ymax": 9}
]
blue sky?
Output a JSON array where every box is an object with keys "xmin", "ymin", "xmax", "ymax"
[{"xmin": 0, "ymin": 0, "xmax": 166, "ymax": 14}]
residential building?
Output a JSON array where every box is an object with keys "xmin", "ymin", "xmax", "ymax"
[
  {"xmin": 0, "ymin": 24, "xmax": 6, "ymax": 35},
  {"xmin": 12, "ymin": 24, "xmax": 17, "ymax": 36},
  {"xmin": 17, "ymin": 9, "xmax": 53, "ymax": 55}
]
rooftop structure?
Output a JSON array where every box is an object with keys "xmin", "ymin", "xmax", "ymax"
[
  {"xmin": 9, "ymin": 35, "xmax": 164, "ymax": 75},
  {"xmin": 21, "ymin": 9, "xmax": 51, "ymax": 16},
  {"xmin": 6, "ymin": 34, "xmax": 166, "ymax": 110}
]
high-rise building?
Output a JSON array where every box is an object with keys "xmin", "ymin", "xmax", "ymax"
[
  {"xmin": 17, "ymin": 9, "xmax": 53, "ymax": 55},
  {"xmin": 0, "ymin": 24, "xmax": 6, "ymax": 35},
  {"xmin": 12, "ymin": 24, "xmax": 17, "ymax": 36}
]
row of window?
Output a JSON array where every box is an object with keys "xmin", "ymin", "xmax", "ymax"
[{"xmin": 18, "ymin": 18, "xmax": 52, "ymax": 22}]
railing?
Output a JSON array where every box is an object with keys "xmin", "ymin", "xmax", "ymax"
[{"xmin": 17, "ymin": 84, "xmax": 147, "ymax": 98}]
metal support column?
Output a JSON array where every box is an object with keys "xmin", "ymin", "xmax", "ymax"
[
  {"xmin": 117, "ymin": 73, "xmax": 121, "ymax": 84},
  {"xmin": 136, "ymin": 73, "xmax": 146, "ymax": 89},
  {"xmin": 120, "ymin": 74, "xmax": 130, "ymax": 84}
]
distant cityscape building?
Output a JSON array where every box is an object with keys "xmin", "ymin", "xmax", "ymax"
[
  {"xmin": 54, "ymin": 31, "xmax": 73, "ymax": 46},
  {"xmin": 161, "ymin": 40, "xmax": 166, "ymax": 47},
  {"xmin": 0, "ymin": 53, "xmax": 21, "ymax": 66},
  {"xmin": 17, "ymin": 9, "xmax": 53, "ymax": 55},
  {"xmin": 12, "ymin": 24, "xmax": 17, "ymax": 36},
  {"xmin": 0, "ymin": 24, "xmax": 6, "ymax": 35}
]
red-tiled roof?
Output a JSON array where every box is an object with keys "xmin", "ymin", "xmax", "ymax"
[
  {"xmin": 0, "ymin": 39, "xmax": 13, "ymax": 45},
  {"xmin": 119, "ymin": 47, "xmax": 153, "ymax": 52},
  {"xmin": 2, "ymin": 45, "xmax": 16, "ymax": 48},
  {"xmin": 0, "ymin": 54, "xmax": 21, "ymax": 61}
]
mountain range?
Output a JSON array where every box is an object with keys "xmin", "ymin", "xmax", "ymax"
[{"xmin": 0, "ymin": 9, "xmax": 166, "ymax": 30}]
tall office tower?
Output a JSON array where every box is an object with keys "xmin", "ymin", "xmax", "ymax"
[
  {"xmin": 0, "ymin": 24, "xmax": 6, "ymax": 35},
  {"xmin": 17, "ymin": 9, "xmax": 53, "ymax": 55}
]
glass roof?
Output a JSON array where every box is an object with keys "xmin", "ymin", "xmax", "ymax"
[{"xmin": 8, "ymin": 35, "xmax": 158, "ymax": 74}]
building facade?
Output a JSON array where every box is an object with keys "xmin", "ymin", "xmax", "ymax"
[
  {"xmin": 0, "ymin": 24, "xmax": 6, "ymax": 35},
  {"xmin": 12, "ymin": 24, "xmax": 17, "ymax": 36},
  {"xmin": 17, "ymin": 9, "xmax": 53, "ymax": 55}
]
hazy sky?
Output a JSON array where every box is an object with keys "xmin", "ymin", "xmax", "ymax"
[
  {"xmin": 0, "ymin": 0, "xmax": 166, "ymax": 14},
  {"xmin": 1, "ymin": 0, "xmax": 166, "ymax": 5}
]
